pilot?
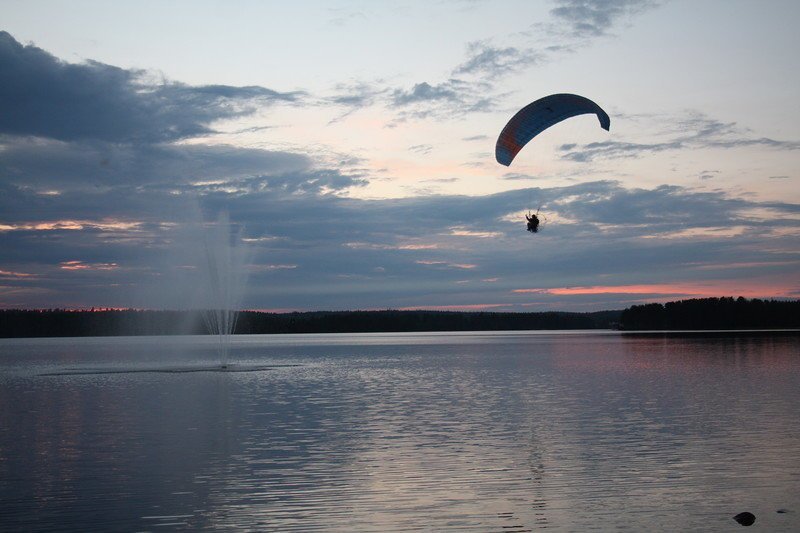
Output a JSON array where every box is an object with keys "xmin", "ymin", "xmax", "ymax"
[{"xmin": 525, "ymin": 212, "xmax": 540, "ymax": 233}]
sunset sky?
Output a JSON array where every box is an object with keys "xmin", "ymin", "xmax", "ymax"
[{"xmin": 1, "ymin": 0, "xmax": 799, "ymax": 311}]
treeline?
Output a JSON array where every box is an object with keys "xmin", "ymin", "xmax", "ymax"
[
  {"xmin": 2, "ymin": 298, "xmax": 797, "ymax": 338},
  {"xmin": 620, "ymin": 297, "xmax": 800, "ymax": 330},
  {"xmin": 0, "ymin": 308, "xmax": 620, "ymax": 338},
  {"xmin": 235, "ymin": 309, "xmax": 621, "ymax": 334},
  {"xmin": 0, "ymin": 309, "xmax": 201, "ymax": 338}
]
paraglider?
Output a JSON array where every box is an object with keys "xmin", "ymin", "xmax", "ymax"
[
  {"xmin": 495, "ymin": 93, "xmax": 610, "ymax": 234},
  {"xmin": 495, "ymin": 93, "xmax": 610, "ymax": 167}
]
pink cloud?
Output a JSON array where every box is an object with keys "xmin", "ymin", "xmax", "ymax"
[
  {"xmin": 0, "ymin": 219, "xmax": 141, "ymax": 232},
  {"xmin": 415, "ymin": 260, "xmax": 476, "ymax": 269},
  {"xmin": 0, "ymin": 270, "xmax": 35, "ymax": 278},
  {"xmin": 397, "ymin": 303, "xmax": 507, "ymax": 311},
  {"xmin": 59, "ymin": 261, "xmax": 119, "ymax": 271}
]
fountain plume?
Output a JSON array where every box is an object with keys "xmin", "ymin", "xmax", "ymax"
[{"xmin": 199, "ymin": 212, "xmax": 249, "ymax": 367}]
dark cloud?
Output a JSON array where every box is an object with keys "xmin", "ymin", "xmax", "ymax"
[
  {"xmin": 501, "ymin": 173, "xmax": 537, "ymax": 181},
  {"xmin": 698, "ymin": 170, "xmax": 720, "ymax": 180},
  {"xmin": 381, "ymin": 1, "xmax": 659, "ymax": 125},
  {"xmin": 462, "ymin": 135, "xmax": 490, "ymax": 142},
  {"xmin": 391, "ymin": 81, "xmax": 460, "ymax": 106},
  {"xmin": 543, "ymin": 182, "xmax": 742, "ymax": 231},
  {"xmin": 328, "ymin": 82, "xmax": 385, "ymax": 108},
  {"xmin": 560, "ymin": 113, "xmax": 800, "ymax": 162},
  {"xmin": 0, "ymin": 137, "xmax": 313, "ymax": 190},
  {"xmin": 0, "ymin": 30, "xmax": 362, "ymax": 216},
  {"xmin": 0, "ymin": 31, "xmax": 300, "ymax": 143},
  {"xmin": 291, "ymin": 1, "xmax": 659, "ymax": 127},
  {"xmin": 408, "ymin": 144, "xmax": 433, "ymax": 155},
  {"xmin": 550, "ymin": 0, "xmax": 659, "ymax": 38},
  {"xmin": 560, "ymin": 139, "xmax": 682, "ymax": 162},
  {"xmin": 1, "ymin": 30, "xmax": 796, "ymax": 310},
  {"xmin": 324, "ymin": 81, "xmax": 389, "ymax": 123},
  {"xmin": 388, "ymin": 79, "xmax": 496, "ymax": 122},
  {"xmin": 2, "ymin": 179, "xmax": 798, "ymax": 309},
  {"xmin": 454, "ymin": 41, "xmax": 540, "ymax": 78},
  {"xmin": 705, "ymin": 137, "xmax": 800, "ymax": 150}
]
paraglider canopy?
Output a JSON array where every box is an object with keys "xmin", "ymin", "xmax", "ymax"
[{"xmin": 496, "ymin": 93, "xmax": 610, "ymax": 166}]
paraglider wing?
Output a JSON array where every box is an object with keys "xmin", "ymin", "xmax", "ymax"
[{"xmin": 495, "ymin": 93, "xmax": 610, "ymax": 166}]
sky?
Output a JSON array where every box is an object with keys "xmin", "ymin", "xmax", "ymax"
[{"xmin": 1, "ymin": 0, "xmax": 799, "ymax": 312}]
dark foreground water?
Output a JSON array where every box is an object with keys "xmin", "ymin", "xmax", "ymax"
[{"xmin": 1, "ymin": 331, "xmax": 799, "ymax": 531}]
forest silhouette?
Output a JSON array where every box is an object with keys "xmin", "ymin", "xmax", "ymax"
[{"xmin": 0, "ymin": 297, "xmax": 797, "ymax": 338}]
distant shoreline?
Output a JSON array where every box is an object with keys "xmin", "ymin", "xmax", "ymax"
[
  {"xmin": 0, "ymin": 308, "xmax": 620, "ymax": 338},
  {"xmin": 1, "ymin": 297, "xmax": 798, "ymax": 338}
]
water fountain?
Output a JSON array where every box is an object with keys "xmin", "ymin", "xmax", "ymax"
[
  {"xmin": 39, "ymin": 210, "xmax": 275, "ymax": 377},
  {"xmin": 198, "ymin": 213, "xmax": 249, "ymax": 369}
]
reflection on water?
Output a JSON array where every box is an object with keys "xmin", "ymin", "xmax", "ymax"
[{"xmin": 1, "ymin": 332, "xmax": 799, "ymax": 531}]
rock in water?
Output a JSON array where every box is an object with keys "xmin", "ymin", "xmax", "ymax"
[{"xmin": 733, "ymin": 512, "xmax": 756, "ymax": 526}]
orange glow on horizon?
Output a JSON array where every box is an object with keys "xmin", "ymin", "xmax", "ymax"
[
  {"xmin": 513, "ymin": 279, "xmax": 799, "ymax": 299},
  {"xmin": 243, "ymin": 308, "xmax": 303, "ymax": 314},
  {"xmin": 397, "ymin": 304, "xmax": 508, "ymax": 311}
]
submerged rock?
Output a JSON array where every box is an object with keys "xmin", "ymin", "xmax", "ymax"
[{"xmin": 733, "ymin": 512, "xmax": 756, "ymax": 526}]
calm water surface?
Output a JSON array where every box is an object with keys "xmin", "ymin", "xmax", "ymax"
[{"xmin": 1, "ymin": 331, "xmax": 799, "ymax": 531}]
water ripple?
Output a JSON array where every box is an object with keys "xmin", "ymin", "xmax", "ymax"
[{"xmin": 1, "ymin": 332, "xmax": 799, "ymax": 530}]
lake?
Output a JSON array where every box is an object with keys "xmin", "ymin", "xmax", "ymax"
[{"xmin": 1, "ymin": 331, "xmax": 799, "ymax": 531}]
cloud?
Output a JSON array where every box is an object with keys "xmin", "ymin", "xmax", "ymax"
[
  {"xmin": 454, "ymin": 41, "xmax": 541, "ymax": 78},
  {"xmin": 59, "ymin": 260, "xmax": 119, "ymax": 271},
  {"xmin": 447, "ymin": 227, "xmax": 503, "ymax": 238},
  {"xmin": 249, "ymin": 264, "xmax": 298, "ymax": 271},
  {"xmin": 388, "ymin": 79, "xmax": 496, "ymax": 121},
  {"xmin": 0, "ymin": 219, "xmax": 142, "ymax": 233},
  {"xmin": 0, "ymin": 137, "xmax": 316, "ymax": 191},
  {"xmin": 391, "ymin": 81, "xmax": 460, "ymax": 106},
  {"xmin": 698, "ymin": 170, "xmax": 720, "ymax": 180},
  {"xmin": 0, "ymin": 269, "xmax": 35, "ymax": 278},
  {"xmin": 550, "ymin": 0, "xmax": 659, "ymax": 38},
  {"xmin": 408, "ymin": 144, "xmax": 433, "ymax": 155},
  {"xmin": 285, "ymin": 1, "xmax": 660, "ymax": 127},
  {"xmin": 0, "ymin": 31, "xmax": 300, "ymax": 143},
  {"xmin": 422, "ymin": 177, "xmax": 460, "ymax": 184},
  {"xmin": 416, "ymin": 260, "xmax": 477, "ymax": 270},
  {"xmin": 1, "ymin": 30, "xmax": 797, "ymax": 311},
  {"xmin": 271, "ymin": 1, "xmax": 661, "ymax": 128},
  {"xmin": 560, "ymin": 139, "xmax": 682, "ymax": 162},
  {"xmin": 511, "ymin": 281, "xmax": 798, "ymax": 300},
  {"xmin": 560, "ymin": 113, "xmax": 800, "ymax": 162},
  {"xmin": 324, "ymin": 80, "xmax": 389, "ymax": 123},
  {"xmin": 396, "ymin": 303, "xmax": 507, "ymax": 311},
  {"xmin": 344, "ymin": 242, "xmax": 439, "ymax": 251},
  {"xmin": 381, "ymin": 1, "xmax": 659, "ymax": 125},
  {"xmin": 462, "ymin": 135, "xmax": 490, "ymax": 142},
  {"xmin": 2, "ymin": 178, "xmax": 798, "ymax": 309},
  {"xmin": 328, "ymin": 81, "xmax": 386, "ymax": 108}
]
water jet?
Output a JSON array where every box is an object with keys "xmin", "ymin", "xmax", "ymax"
[{"xmin": 198, "ymin": 212, "xmax": 249, "ymax": 367}]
